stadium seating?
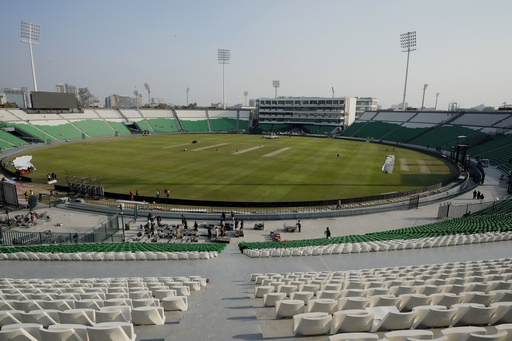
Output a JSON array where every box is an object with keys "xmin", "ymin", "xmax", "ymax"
[
  {"xmin": 35, "ymin": 123, "xmax": 83, "ymax": 140},
  {"xmin": 209, "ymin": 118, "xmax": 238, "ymax": 132},
  {"xmin": 0, "ymin": 275, "xmax": 207, "ymax": 338},
  {"xmin": 146, "ymin": 118, "xmax": 181, "ymax": 133},
  {"xmin": 175, "ymin": 110, "xmax": 209, "ymax": 132},
  {"xmin": 248, "ymin": 257, "xmax": 512, "ymax": 338},
  {"xmin": 6, "ymin": 123, "xmax": 56, "ymax": 142},
  {"xmin": 72, "ymin": 120, "xmax": 116, "ymax": 137},
  {"xmin": 107, "ymin": 121, "xmax": 133, "ymax": 135},
  {"xmin": 0, "ymin": 242, "xmax": 225, "ymax": 261},
  {"xmin": 0, "ymin": 129, "xmax": 28, "ymax": 146},
  {"xmin": 239, "ymin": 197, "xmax": 512, "ymax": 256}
]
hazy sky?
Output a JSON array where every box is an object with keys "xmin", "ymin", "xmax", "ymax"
[{"xmin": 2, "ymin": 0, "xmax": 511, "ymax": 109}]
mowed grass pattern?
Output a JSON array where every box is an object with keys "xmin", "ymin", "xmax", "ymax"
[{"xmin": 21, "ymin": 135, "xmax": 454, "ymax": 202}]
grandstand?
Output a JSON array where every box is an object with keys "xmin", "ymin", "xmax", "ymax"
[
  {"xmin": 342, "ymin": 110, "xmax": 512, "ymax": 155},
  {"xmin": 175, "ymin": 109, "xmax": 209, "ymax": 132},
  {"xmin": 0, "ymin": 107, "xmax": 511, "ymax": 340},
  {"xmin": 0, "ymin": 108, "xmax": 252, "ymax": 143}
]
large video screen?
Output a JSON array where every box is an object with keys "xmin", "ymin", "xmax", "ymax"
[{"xmin": 31, "ymin": 92, "xmax": 79, "ymax": 109}]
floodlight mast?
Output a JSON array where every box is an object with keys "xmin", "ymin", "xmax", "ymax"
[
  {"xmin": 21, "ymin": 21, "xmax": 40, "ymax": 92},
  {"xmin": 144, "ymin": 83, "xmax": 150, "ymax": 106},
  {"xmin": 272, "ymin": 80, "xmax": 280, "ymax": 98},
  {"xmin": 218, "ymin": 49, "xmax": 230, "ymax": 109},
  {"xmin": 400, "ymin": 31, "xmax": 416, "ymax": 111},
  {"xmin": 134, "ymin": 90, "xmax": 140, "ymax": 110},
  {"xmin": 243, "ymin": 91, "xmax": 248, "ymax": 106},
  {"xmin": 186, "ymin": 87, "xmax": 189, "ymax": 106},
  {"xmin": 421, "ymin": 84, "xmax": 428, "ymax": 111},
  {"xmin": 435, "ymin": 92, "xmax": 440, "ymax": 111}
]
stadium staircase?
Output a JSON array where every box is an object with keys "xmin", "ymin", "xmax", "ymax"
[
  {"xmin": 138, "ymin": 110, "xmax": 155, "ymax": 134},
  {"xmin": 116, "ymin": 108, "xmax": 130, "ymax": 122},
  {"xmin": 170, "ymin": 108, "xmax": 185, "ymax": 132},
  {"xmin": 92, "ymin": 109, "xmax": 122, "ymax": 135},
  {"xmin": 14, "ymin": 123, "xmax": 58, "ymax": 143},
  {"xmin": 491, "ymin": 113, "xmax": 512, "ymax": 127},
  {"xmin": 56, "ymin": 113, "xmax": 90, "ymax": 138},
  {"xmin": 204, "ymin": 110, "xmax": 212, "ymax": 132}
]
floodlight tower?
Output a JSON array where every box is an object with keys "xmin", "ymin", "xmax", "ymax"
[
  {"xmin": 400, "ymin": 31, "xmax": 416, "ymax": 111},
  {"xmin": 421, "ymin": 84, "xmax": 428, "ymax": 111},
  {"xmin": 272, "ymin": 80, "xmax": 280, "ymax": 98},
  {"xmin": 435, "ymin": 92, "xmax": 440, "ymax": 111},
  {"xmin": 186, "ymin": 87, "xmax": 189, "ymax": 106},
  {"xmin": 20, "ymin": 21, "xmax": 40, "ymax": 91},
  {"xmin": 218, "ymin": 49, "xmax": 230, "ymax": 109},
  {"xmin": 134, "ymin": 90, "xmax": 139, "ymax": 110},
  {"xmin": 144, "ymin": 83, "xmax": 151, "ymax": 106},
  {"xmin": 244, "ymin": 91, "xmax": 248, "ymax": 106},
  {"xmin": 332, "ymin": 87, "xmax": 335, "ymax": 98}
]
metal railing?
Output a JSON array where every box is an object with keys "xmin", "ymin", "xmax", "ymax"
[{"xmin": 0, "ymin": 214, "xmax": 119, "ymax": 246}]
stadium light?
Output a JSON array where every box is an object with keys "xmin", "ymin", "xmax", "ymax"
[
  {"xmin": 218, "ymin": 49, "xmax": 230, "ymax": 109},
  {"xmin": 20, "ymin": 21, "xmax": 40, "ymax": 92},
  {"xmin": 186, "ymin": 87, "xmax": 189, "ymax": 106},
  {"xmin": 400, "ymin": 31, "xmax": 416, "ymax": 111},
  {"xmin": 332, "ymin": 87, "xmax": 335, "ymax": 98},
  {"xmin": 272, "ymin": 80, "xmax": 280, "ymax": 98},
  {"xmin": 144, "ymin": 83, "xmax": 151, "ymax": 106},
  {"xmin": 421, "ymin": 84, "xmax": 428, "ymax": 111},
  {"xmin": 134, "ymin": 90, "xmax": 139, "ymax": 110},
  {"xmin": 435, "ymin": 92, "xmax": 440, "ymax": 111},
  {"xmin": 244, "ymin": 91, "xmax": 248, "ymax": 106}
]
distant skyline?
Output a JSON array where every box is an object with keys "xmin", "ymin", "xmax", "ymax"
[{"xmin": 1, "ymin": 0, "xmax": 511, "ymax": 109}]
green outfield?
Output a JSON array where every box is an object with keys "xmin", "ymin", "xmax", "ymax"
[{"xmin": 18, "ymin": 134, "xmax": 455, "ymax": 202}]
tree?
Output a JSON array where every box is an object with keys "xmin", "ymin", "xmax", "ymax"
[{"xmin": 78, "ymin": 87, "xmax": 94, "ymax": 107}]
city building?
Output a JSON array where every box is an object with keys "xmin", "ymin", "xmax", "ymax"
[
  {"xmin": 256, "ymin": 96, "xmax": 356, "ymax": 130},
  {"xmin": 0, "ymin": 88, "xmax": 30, "ymax": 108},
  {"xmin": 105, "ymin": 94, "xmax": 142, "ymax": 109},
  {"xmin": 56, "ymin": 83, "xmax": 79, "ymax": 101},
  {"xmin": 356, "ymin": 97, "xmax": 378, "ymax": 119}
]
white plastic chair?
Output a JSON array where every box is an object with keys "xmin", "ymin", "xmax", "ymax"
[
  {"xmin": 331, "ymin": 309, "xmax": 374, "ymax": 334},
  {"xmin": 48, "ymin": 324, "xmax": 89, "ymax": 341},
  {"xmin": 452, "ymin": 303, "xmax": 497, "ymax": 327},
  {"xmin": 460, "ymin": 331, "xmax": 508, "ymax": 341},
  {"xmin": 275, "ymin": 299, "xmax": 304, "ymax": 319},
  {"xmin": 292, "ymin": 312, "xmax": 332, "ymax": 336},
  {"xmin": 263, "ymin": 292, "xmax": 287, "ymax": 307},
  {"xmin": 1, "ymin": 323, "xmax": 42, "ymax": 340},
  {"xmin": 374, "ymin": 310, "xmax": 417, "ymax": 332},
  {"xmin": 0, "ymin": 309, "xmax": 23, "ymax": 327},
  {"xmin": 58, "ymin": 309, "xmax": 96, "ymax": 326},
  {"xmin": 39, "ymin": 326, "xmax": 85, "ymax": 341},
  {"xmin": 20, "ymin": 310, "xmax": 59, "ymax": 327},
  {"xmin": 412, "ymin": 306, "xmax": 457, "ymax": 329},
  {"xmin": 441, "ymin": 326, "xmax": 488, "ymax": 341},
  {"xmin": 161, "ymin": 296, "xmax": 188, "ymax": 311},
  {"xmin": 0, "ymin": 327, "xmax": 39, "ymax": 341},
  {"xmin": 86, "ymin": 324, "xmax": 133, "ymax": 341},
  {"xmin": 131, "ymin": 306, "xmax": 165, "ymax": 325},
  {"xmin": 384, "ymin": 329, "xmax": 434, "ymax": 341}
]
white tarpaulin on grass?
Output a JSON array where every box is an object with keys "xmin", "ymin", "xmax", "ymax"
[
  {"xmin": 13, "ymin": 155, "xmax": 36, "ymax": 171},
  {"xmin": 382, "ymin": 155, "xmax": 395, "ymax": 174}
]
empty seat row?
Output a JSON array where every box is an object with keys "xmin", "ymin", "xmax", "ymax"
[
  {"xmin": 0, "ymin": 250, "xmax": 218, "ymax": 261},
  {"xmin": 0, "ymin": 321, "xmax": 137, "ymax": 341},
  {"xmin": 282, "ymin": 303, "xmax": 512, "ymax": 337},
  {"xmin": 243, "ymin": 231, "xmax": 512, "ymax": 258}
]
